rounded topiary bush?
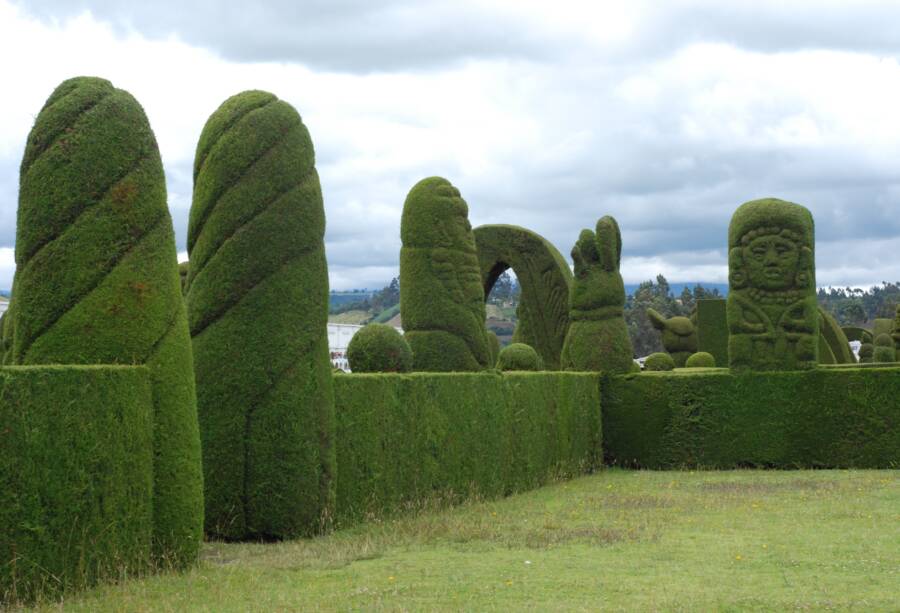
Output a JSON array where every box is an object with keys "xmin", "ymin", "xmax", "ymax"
[
  {"xmin": 858, "ymin": 343, "xmax": 875, "ymax": 363},
  {"xmin": 875, "ymin": 333, "xmax": 893, "ymax": 347},
  {"xmin": 644, "ymin": 352, "xmax": 675, "ymax": 371},
  {"xmin": 685, "ymin": 351, "xmax": 716, "ymax": 368},
  {"xmin": 347, "ymin": 324, "xmax": 412, "ymax": 373},
  {"xmin": 497, "ymin": 342, "xmax": 543, "ymax": 371},
  {"xmin": 874, "ymin": 344, "xmax": 895, "ymax": 363}
]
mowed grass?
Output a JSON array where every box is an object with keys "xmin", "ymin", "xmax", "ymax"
[{"xmin": 25, "ymin": 469, "xmax": 900, "ymax": 612}]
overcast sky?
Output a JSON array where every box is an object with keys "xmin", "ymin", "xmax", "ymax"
[{"xmin": 3, "ymin": 0, "xmax": 900, "ymax": 290}]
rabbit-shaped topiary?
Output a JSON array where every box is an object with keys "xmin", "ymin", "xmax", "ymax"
[
  {"xmin": 646, "ymin": 308, "xmax": 698, "ymax": 367},
  {"xmin": 560, "ymin": 216, "xmax": 634, "ymax": 373}
]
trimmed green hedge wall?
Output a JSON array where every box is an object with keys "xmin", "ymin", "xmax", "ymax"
[
  {"xmin": 602, "ymin": 368, "xmax": 900, "ymax": 468},
  {"xmin": 12, "ymin": 76, "xmax": 201, "ymax": 566},
  {"xmin": 0, "ymin": 366, "xmax": 154, "ymax": 603},
  {"xmin": 695, "ymin": 299, "xmax": 728, "ymax": 368},
  {"xmin": 332, "ymin": 372, "xmax": 601, "ymax": 524},
  {"xmin": 186, "ymin": 90, "xmax": 335, "ymax": 540}
]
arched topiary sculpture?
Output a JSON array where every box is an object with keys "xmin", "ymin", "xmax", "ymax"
[
  {"xmin": 685, "ymin": 351, "xmax": 716, "ymax": 368},
  {"xmin": 727, "ymin": 198, "xmax": 818, "ymax": 371},
  {"xmin": 474, "ymin": 225, "xmax": 573, "ymax": 370},
  {"xmin": 186, "ymin": 90, "xmax": 335, "ymax": 540},
  {"xmin": 873, "ymin": 333, "xmax": 895, "ymax": 363},
  {"xmin": 399, "ymin": 177, "xmax": 491, "ymax": 371},
  {"xmin": 560, "ymin": 216, "xmax": 634, "ymax": 373},
  {"xmin": 347, "ymin": 323, "xmax": 412, "ymax": 373},
  {"xmin": 10, "ymin": 76, "xmax": 202, "ymax": 566},
  {"xmin": 644, "ymin": 352, "xmax": 675, "ymax": 371},
  {"xmin": 487, "ymin": 330, "xmax": 501, "ymax": 367},
  {"xmin": 646, "ymin": 309, "xmax": 698, "ymax": 367},
  {"xmin": 818, "ymin": 307, "xmax": 855, "ymax": 364},
  {"xmin": 497, "ymin": 342, "xmax": 543, "ymax": 371},
  {"xmin": 858, "ymin": 342, "xmax": 875, "ymax": 363}
]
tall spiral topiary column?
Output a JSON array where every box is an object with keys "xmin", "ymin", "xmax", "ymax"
[
  {"xmin": 186, "ymin": 90, "xmax": 335, "ymax": 540},
  {"xmin": 10, "ymin": 76, "xmax": 202, "ymax": 566},
  {"xmin": 399, "ymin": 177, "xmax": 491, "ymax": 371}
]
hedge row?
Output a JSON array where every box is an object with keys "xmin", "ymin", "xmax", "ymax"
[
  {"xmin": 332, "ymin": 372, "xmax": 601, "ymax": 524},
  {"xmin": 602, "ymin": 368, "xmax": 900, "ymax": 468},
  {"xmin": 0, "ymin": 366, "xmax": 154, "ymax": 603}
]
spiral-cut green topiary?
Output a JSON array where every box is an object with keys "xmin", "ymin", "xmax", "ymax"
[
  {"xmin": 560, "ymin": 216, "xmax": 634, "ymax": 373},
  {"xmin": 497, "ymin": 342, "xmax": 543, "ymax": 371},
  {"xmin": 347, "ymin": 323, "xmax": 412, "ymax": 373},
  {"xmin": 727, "ymin": 198, "xmax": 818, "ymax": 371},
  {"xmin": 186, "ymin": 90, "xmax": 335, "ymax": 540},
  {"xmin": 858, "ymin": 343, "xmax": 875, "ymax": 363},
  {"xmin": 474, "ymin": 224, "xmax": 572, "ymax": 370},
  {"xmin": 10, "ymin": 76, "xmax": 202, "ymax": 566},
  {"xmin": 685, "ymin": 351, "xmax": 716, "ymax": 368},
  {"xmin": 399, "ymin": 177, "xmax": 491, "ymax": 371},
  {"xmin": 644, "ymin": 352, "xmax": 675, "ymax": 371}
]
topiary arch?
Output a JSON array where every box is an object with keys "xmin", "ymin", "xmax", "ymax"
[{"xmin": 474, "ymin": 225, "xmax": 573, "ymax": 370}]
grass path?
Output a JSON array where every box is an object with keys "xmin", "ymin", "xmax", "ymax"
[{"xmin": 29, "ymin": 469, "xmax": 900, "ymax": 611}]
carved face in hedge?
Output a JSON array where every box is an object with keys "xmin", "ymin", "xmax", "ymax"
[{"xmin": 744, "ymin": 233, "xmax": 800, "ymax": 290}]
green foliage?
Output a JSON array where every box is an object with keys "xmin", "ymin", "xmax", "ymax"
[
  {"xmin": 0, "ymin": 366, "xmax": 154, "ymax": 603},
  {"xmin": 486, "ymin": 331, "xmax": 500, "ymax": 367},
  {"xmin": 178, "ymin": 261, "xmax": 189, "ymax": 294},
  {"xmin": 560, "ymin": 216, "xmax": 634, "ymax": 373},
  {"xmin": 685, "ymin": 352, "xmax": 716, "ymax": 368},
  {"xmin": 497, "ymin": 342, "xmax": 543, "ymax": 371},
  {"xmin": 727, "ymin": 198, "xmax": 818, "ymax": 371},
  {"xmin": 644, "ymin": 352, "xmax": 675, "ymax": 371},
  {"xmin": 892, "ymin": 304, "xmax": 900, "ymax": 351},
  {"xmin": 858, "ymin": 343, "xmax": 875, "ymax": 363},
  {"xmin": 695, "ymin": 299, "xmax": 728, "ymax": 368},
  {"xmin": 602, "ymin": 368, "xmax": 900, "ymax": 468},
  {"xmin": 400, "ymin": 177, "xmax": 491, "ymax": 371},
  {"xmin": 347, "ymin": 324, "xmax": 412, "ymax": 373},
  {"xmin": 186, "ymin": 90, "xmax": 335, "ymax": 540},
  {"xmin": 818, "ymin": 307, "xmax": 855, "ymax": 364},
  {"xmin": 841, "ymin": 326, "xmax": 873, "ymax": 344},
  {"xmin": 332, "ymin": 372, "xmax": 601, "ymax": 524},
  {"xmin": 873, "ymin": 334, "xmax": 895, "ymax": 362},
  {"xmin": 817, "ymin": 282, "xmax": 900, "ymax": 325},
  {"xmin": 11, "ymin": 76, "xmax": 201, "ymax": 566},
  {"xmin": 872, "ymin": 318, "xmax": 893, "ymax": 339},
  {"xmin": 874, "ymin": 333, "xmax": 892, "ymax": 347},
  {"xmin": 646, "ymin": 308, "xmax": 697, "ymax": 367},
  {"xmin": 474, "ymin": 224, "xmax": 572, "ymax": 369}
]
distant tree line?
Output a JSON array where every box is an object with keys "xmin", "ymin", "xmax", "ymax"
[{"xmin": 817, "ymin": 283, "xmax": 900, "ymax": 326}]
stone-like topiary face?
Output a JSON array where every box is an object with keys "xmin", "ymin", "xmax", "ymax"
[{"xmin": 727, "ymin": 198, "xmax": 818, "ymax": 371}]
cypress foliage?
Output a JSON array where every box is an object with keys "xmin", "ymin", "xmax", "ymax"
[
  {"xmin": 647, "ymin": 308, "xmax": 698, "ymax": 367},
  {"xmin": 186, "ymin": 90, "xmax": 335, "ymax": 540},
  {"xmin": 685, "ymin": 351, "xmax": 716, "ymax": 368},
  {"xmin": 347, "ymin": 323, "xmax": 412, "ymax": 373},
  {"xmin": 486, "ymin": 330, "xmax": 501, "ymax": 367},
  {"xmin": 497, "ymin": 342, "xmax": 543, "ymax": 371},
  {"xmin": 11, "ymin": 76, "xmax": 202, "ymax": 566},
  {"xmin": 644, "ymin": 352, "xmax": 675, "ymax": 371},
  {"xmin": 560, "ymin": 216, "xmax": 634, "ymax": 373},
  {"xmin": 399, "ymin": 177, "xmax": 491, "ymax": 371},
  {"xmin": 474, "ymin": 225, "xmax": 572, "ymax": 370},
  {"xmin": 696, "ymin": 299, "xmax": 728, "ymax": 368}
]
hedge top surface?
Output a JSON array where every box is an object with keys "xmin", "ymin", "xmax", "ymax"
[
  {"xmin": 347, "ymin": 323, "xmax": 412, "ymax": 373},
  {"xmin": 497, "ymin": 342, "xmax": 543, "ymax": 371}
]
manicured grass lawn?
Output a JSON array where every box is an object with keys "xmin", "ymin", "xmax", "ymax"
[{"xmin": 26, "ymin": 469, "xmax": 900, "ymax": 611}]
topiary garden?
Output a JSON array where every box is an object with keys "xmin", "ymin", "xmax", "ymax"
[{"xmin": 2, "ymin": 77, "xmax": 898, "ymax": 608}]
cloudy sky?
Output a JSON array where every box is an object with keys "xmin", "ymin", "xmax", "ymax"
[{"xmin": 2, "ymin": 0, "xmax": 900, "ymax": 290}]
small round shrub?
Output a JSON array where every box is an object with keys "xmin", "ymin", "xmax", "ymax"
[
  {"xmin": 497, "ymin": 343, "xmax": 543, "ymax": 371},
  {"xmin": 873, "ymin": 345, "xmax": 896, "ymax": 363},
  {"xmin": 875, "ymin": 333, "xmax": 893, "ymax": 347},
  {"xmin": 644, "ymin": 352, "xmax": 675, "ymax": 371},
  {"xmin": 347, "ymin": 323, "xmax": 413, "ymax": 373},
  {"xmin": 858, "ymin": 343, "xmax": 874, "ymax": 363},
  {"xmin": 685, "ymin": 351, "xmax": 716, "ymax": 368}
]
